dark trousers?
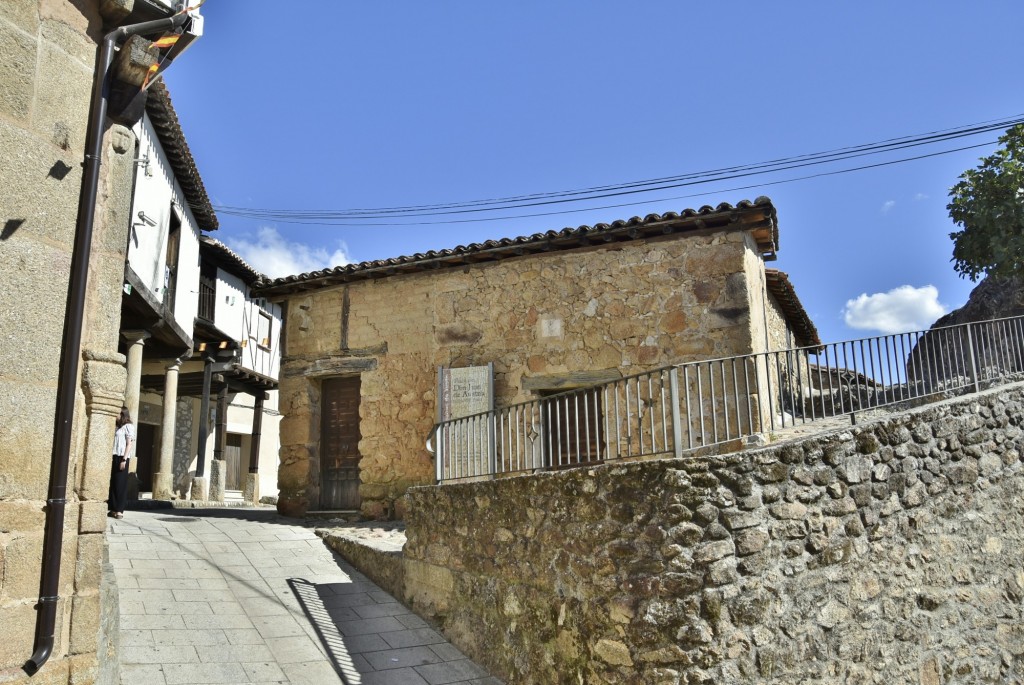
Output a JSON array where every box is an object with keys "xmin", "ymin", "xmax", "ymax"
[{"xmin": 108, "ymin": 455, "xmax": 129, "ymax": 513}]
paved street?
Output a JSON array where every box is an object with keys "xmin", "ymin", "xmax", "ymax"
[{"xmin": 107, "ymin": 509, "xmax": 501, "ymax": 685}]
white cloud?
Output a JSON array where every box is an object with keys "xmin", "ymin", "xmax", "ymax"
[
  {"xmin": 226, "ymin": 226, "xmax": 351, "ymax": 278},
  {"xmin": 913, "ymin": 192, "xmax": 929, "ymax": 201},
  {"xmin": 842, "ymin": 285, "xmax": 946, "ymax": 334},
  {"xmin": 881, "ymin": 200, "xmax": 896, "ymax": 214}
]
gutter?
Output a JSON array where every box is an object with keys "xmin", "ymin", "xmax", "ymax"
[{"xmin": 24, "ymin": 11, "xmax": 191, "ymax": 676}]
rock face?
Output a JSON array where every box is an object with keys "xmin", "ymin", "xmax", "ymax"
[
  {"xmin": 934, "ymin": 275, "xmax": 1024, "ymax": 326},
  {"xmin": 403, "ymin": 382, "xmax": 1024, "ymax": 684},
  {"xmin": 908, "ymin": 276, "xmax": 1024, "ymax": 391}
]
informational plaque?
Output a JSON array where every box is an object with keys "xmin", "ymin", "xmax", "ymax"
[{"xmin": 436, "ymin": 364, "xmax": 495, "ymax": 480}]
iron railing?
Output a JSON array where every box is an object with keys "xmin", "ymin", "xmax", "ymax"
[{"xmin": 433, "ymin": 314, "xmax": 1024, "ymax": 482}]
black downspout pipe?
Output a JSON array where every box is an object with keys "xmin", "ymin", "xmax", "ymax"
[{"xmin": 25, "ymin": 12, "xmax": 189, "ymax": 676}]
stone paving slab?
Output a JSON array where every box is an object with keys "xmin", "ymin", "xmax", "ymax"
[{"xmin": 109, "ymin": 508, "xmax": 502, "ymax": 685}]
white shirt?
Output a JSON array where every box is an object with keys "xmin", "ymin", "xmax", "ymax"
[{"xmin": 113, "ymin": 423, "xmax": 135, "ymax": 458}]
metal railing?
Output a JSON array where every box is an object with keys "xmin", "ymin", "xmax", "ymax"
[{"xmin": 433, "ymin": 315, "xmax": 1024, "ymax": 482}]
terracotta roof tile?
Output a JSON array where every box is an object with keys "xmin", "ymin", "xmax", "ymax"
[
  {"xmin": 199, "ymin": 236, "xmax": 263, "ymax": 283},
  {"xmin": 255, "ymin": 197, "xmax": 779, "ymax": 294},
  {"xmin": 765, "ymin": 268, "xmax": 821, "ymax": 348},
  {"xmin": 145, "ymin": 81, "xmax": 218, "ymax": 231}
]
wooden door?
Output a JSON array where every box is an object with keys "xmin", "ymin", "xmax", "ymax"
[
  {"xmin": 134, "ymin": 423, "xmax": 157, "ymax": 491},
  {"xmin": 320, "ymin": 377, "xmax": 362, "ymax": 510},
  {"xmin": 224, "ymin": 433, "xmax": 242, "ymax": 490}
]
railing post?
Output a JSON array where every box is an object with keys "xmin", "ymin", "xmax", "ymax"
[
  {"xmin": 488, "ymin": 414, "xmax": 497, "ymax": 478},
  {"xmin": 434, "ymin": 425, "xmax": 443, "ymax": 484},
  {"xmin": 669, "ymin": 368, "xmax": 683, "ymax": 459},
  {"xmin": 966, "ymin": 322, "xmax": 980, "ymax": 393}
]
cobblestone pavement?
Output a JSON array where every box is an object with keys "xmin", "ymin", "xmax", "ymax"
[{"xmin": 108, "ymin": 508, "xmax": 501, "ymax": 685}]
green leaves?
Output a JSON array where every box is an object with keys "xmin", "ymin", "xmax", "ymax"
[{"xmin": 947, "ymin": 124, "xmax": 1024, "ymax": 281}]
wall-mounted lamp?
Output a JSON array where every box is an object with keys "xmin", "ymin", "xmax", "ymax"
[
  {"xmin": 133, "ymin": 154, "xmax": 152, "ymax": 177},
  {"xmin": 137, "ymin": 210, "xmax": 157, "ymax": 227}
]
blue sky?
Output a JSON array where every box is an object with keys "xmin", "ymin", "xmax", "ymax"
[{"xmin": 163, "ymin": 1, "xmax": 1024, "ymax": 346}]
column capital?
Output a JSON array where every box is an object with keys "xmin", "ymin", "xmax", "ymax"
[
  {"xmin": 121, "ymin": 330, "xmax": 152, "ymax": 345},
  {"xmin": 166, "ymin": 361, "xmax": 182, "ymax": 373}
]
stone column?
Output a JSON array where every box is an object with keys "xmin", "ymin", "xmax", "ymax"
[
  {"xmin": 152, "ymin": 360, "xmax": 181, "ymax": 500},
  {"xmin": 243, "ymin": 393, "xmax": 265, "ymax": 504},
  {"xmin": 121, "ymin": 330, "xmax": 150, "ymax": 423},
  {"xmin": 122, "ymin": 331, "xmax": 150, "ymax": 501},
  {"xmin": 190, "ymin": 356, "xmax": 213, "ymax": 501},
  {"xmin": 208, "ymin": 387, "xmax": 228, "ymax": 502}
]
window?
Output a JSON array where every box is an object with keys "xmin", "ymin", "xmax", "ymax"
[
  {"xmin": 256, "ymin": 310, "xmax": 272, "ymax": 349},
  {"xmin": 540, "ymin": 388, "xmax": 604, "ymax": 468},
  {"xmin": 163, "ymin": 205, "xmax": 181, "ymax": 312},
  {"xmin": 197, "ymin": 262, "xmax": 216, "ymax": 322}
]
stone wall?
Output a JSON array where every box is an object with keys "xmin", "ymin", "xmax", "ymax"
[
  {"xmin": 402, "ymin": 382, "xmax": 1024, "ymax": 684},
  {"xmin": 0, "ymin": 2, "xmax": 134, "ymax": 682},
  {"xmin": 280, "ymin": 229, "xmax": 769, "ymax": 518}
]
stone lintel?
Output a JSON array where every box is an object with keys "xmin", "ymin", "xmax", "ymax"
[
  {"xmin": 283, "ymin": 355, "xmax": 378, "ymax": 379},
  {"xmin": 521, "ymin": 368, "xmax": 623, "ymax": 392}
]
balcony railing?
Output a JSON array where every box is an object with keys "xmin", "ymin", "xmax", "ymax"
[{"xmin": 434, "ymin": 315, "xmax": 1024, "ymax": 483}]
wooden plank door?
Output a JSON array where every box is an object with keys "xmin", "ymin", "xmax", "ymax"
[
  {"xmin": 320, "ymin": 377, "xmax": 362, "ymax": 510},
  {"xmin": 224, "ymin": 433, "xmax": 242, "ymax": 490}
]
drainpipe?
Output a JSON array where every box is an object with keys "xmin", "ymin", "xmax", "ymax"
[{"xmin": 25, "ymin": 12, "xmax": 191, "ymax": 676}]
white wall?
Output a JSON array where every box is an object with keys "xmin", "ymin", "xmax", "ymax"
[
  {"xmin": 127, "ymin": 114, "xmax": 200, "ymax": 333},
  {"xmin": 211, "ymin": 267, "xmax": 282, "ymax": 379}
]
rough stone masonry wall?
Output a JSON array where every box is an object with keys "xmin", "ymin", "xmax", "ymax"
[
  {"xmin": 0, "ymin": 2, "xmax": 134, "ymax": 682},
  {"xmin": 402, "ymin": 382, "xmax": 1024, "ymax": 684},
  {"xmin": 280, "ymin": 230, "xmax": 760, "ymax": 518}
]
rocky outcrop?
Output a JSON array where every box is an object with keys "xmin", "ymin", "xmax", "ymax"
[
  {"xmin": 908, "ymin": 276, "xmax": 1024, "ymax": 391},
  {"xmin": 934, "ymin": 275, "xmax": 1024, "ymax": 326}
]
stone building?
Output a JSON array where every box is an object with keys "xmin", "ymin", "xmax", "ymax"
[
  {"xmin": 0, "ymin": 1, "xmax": 203, "ymax": 681},
  {"xmin": 255, "ymin": 198, "xmax": 819, "ymax": 519}
]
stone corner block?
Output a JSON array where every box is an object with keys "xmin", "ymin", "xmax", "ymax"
[
  {"xmin": 190, "ymin": 476, "xmax": 208, "ymax": 502},
  {"xmin": 208, "ymin": 460, "xmax": 226, "ymax": 502}
]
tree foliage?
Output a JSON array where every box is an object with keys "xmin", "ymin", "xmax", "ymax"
[{"xmin": 948, "ymin": 124, "xmax": 1024, "ymax": 281}]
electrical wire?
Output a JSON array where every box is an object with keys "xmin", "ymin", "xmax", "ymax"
[
  {"xmin": 210, "ymin": 116, "xmax": 1022, "ymax": 226},
  {"xmin": 214, "ymin": 141, "xmax": 998, "ymax": 227}
]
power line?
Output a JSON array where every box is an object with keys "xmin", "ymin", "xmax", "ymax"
[
  {"xmin": 215, "ymin": 140, "xmax": 997, "ymax": 227},
  {"xmin": 211, "ymin": 116, "xmax": 1022, "ymax": 225}
]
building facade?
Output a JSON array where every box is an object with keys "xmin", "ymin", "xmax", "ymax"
[
  {"xmin": 0, "ymin": 1, "xmax": 212, "ymax": 680},
  {"xmin": 0, "ymin": 1, "xmax": 204, "ymax": 681},
  {"xmin": 256, "ymin": 198, "xmax": 819, "ymax": 519},
  {"xmin": 136, "ymin": 237, "xmax": 282, "ymax": 503}
]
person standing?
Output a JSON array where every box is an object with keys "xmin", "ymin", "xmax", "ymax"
[{"xmin": 108, "ymin": 407, "xmax": 135, "ymax": 519}]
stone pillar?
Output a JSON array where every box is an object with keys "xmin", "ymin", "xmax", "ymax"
[
  {"xmin": 208, "ymin": 386, "xmax": 228, "ymax": 502},
  {"xmin": 152, "ymin": 360, "xmax": 181, "ymax": 500},
  {"xmin": 122, "ymin": 331, "xmax": 149, "ymax": 501},
  {"xmin": 80, "ymin": 351, "xmax": 129, "ymax": 508},
  {"xmin": 244, "ymin": 393, "xmax": 265, "ymax": 504},
  {"xmin": 121, "ymin": 330, "xmax": 150, "ymax": 423},
  {"xmin": 191, "ymin": 356, "xmax": 213, "ymax": 501}
]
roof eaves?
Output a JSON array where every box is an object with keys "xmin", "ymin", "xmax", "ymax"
[
  {"xmin": 765, "ymin": 268, "xmax": 821, "ymax": 349},
  {"xmin": 200, "ymin": 236, "xmax": 265, "ymax": 284},
  {"xmin": 254, "ymin": 197, "xmax": 778, "ymax": 296},
  {"xmin": 145, "ymin": 81, "xmax": 218, "ymax": 232}
]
